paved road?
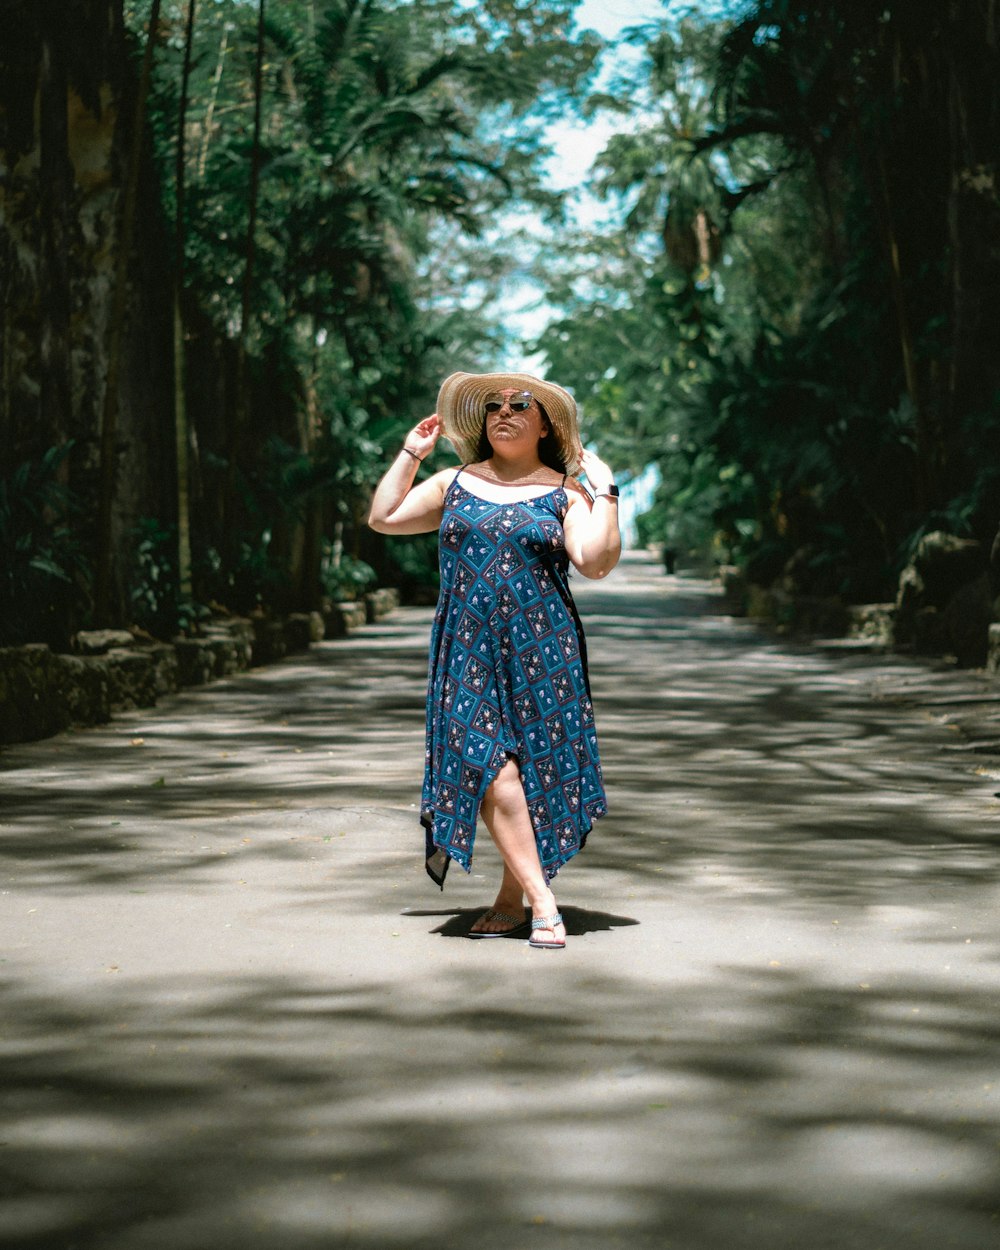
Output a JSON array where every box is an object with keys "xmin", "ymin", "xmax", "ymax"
[{"xmin": 2, "ymin": 553, "xmax": 999, "ymax": 1250}]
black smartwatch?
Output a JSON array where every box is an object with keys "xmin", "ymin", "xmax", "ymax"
[{"xmin": 595, "ymin": 484, "xmax": 619, "ymax": 499}]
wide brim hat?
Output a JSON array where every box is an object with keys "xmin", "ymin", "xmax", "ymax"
[{"xmin": 436, "ymin": 371, "xmax": 583, "ymax": 475}]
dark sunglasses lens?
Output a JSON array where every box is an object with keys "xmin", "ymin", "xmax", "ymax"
[{"xmin": 484, "ymin": 392, "xmax": 533, "ymax": 414}]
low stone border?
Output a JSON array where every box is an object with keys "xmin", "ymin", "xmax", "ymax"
[
  {"xmin": 727, "ymin": 574, "xmax": 1000, "ymax": 677},
  {"xmin": 989, "ymin": 623, "xmax": 1000, "ymax": 675},
  {"xmin": 0, "ymin": 589, "xmax": 400, "ymax": 746},
  {"xmin": 722, "ymin": 529, "xmax": 1000, "ymax": 669}
]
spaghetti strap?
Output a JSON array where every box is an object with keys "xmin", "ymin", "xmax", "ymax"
[
  {"xmin": 443, "ymin": 464, "xmax": 466, "ymax": 503},
  {"xmin": 560, "ymin": 473, "xmax": 568, "ymax": 488}
]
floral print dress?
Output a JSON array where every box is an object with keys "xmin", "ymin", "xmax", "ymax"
[{"xmin": 421, "ymin": 472, "xmax": 607, "ymax": 886}]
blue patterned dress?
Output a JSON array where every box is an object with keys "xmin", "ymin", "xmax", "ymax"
[{"xmin": 421, "ymin": 471, "xmax": 607, "ymax": 886}]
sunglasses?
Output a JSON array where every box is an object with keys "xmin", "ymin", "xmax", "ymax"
[{"xmin": 484, "ymin": 392, "xmax": 533, "ymax": 414}]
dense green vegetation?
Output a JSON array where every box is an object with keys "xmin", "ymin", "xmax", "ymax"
[
  {"xmin": 1, "ymin": 0, "xmax": 598, "ymax": 642},
  {"xmin": 2, "ymin": 0, "xmax": 998, "ymax": 647},
  {"xmin": 538, "ymin": 1, "xmax": 1000, "ymax": 601}
]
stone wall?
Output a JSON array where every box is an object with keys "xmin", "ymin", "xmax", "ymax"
[
  {"xmin": 724, "ymin": 529, "xmax": 1000, "ymax": 671},
  {"xmin": 0, "ymin": 591, "xmax": 399, "ymax": 747}
]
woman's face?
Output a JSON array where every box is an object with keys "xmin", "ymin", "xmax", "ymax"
[{"xmin": 483, "ymin": 389, "xmax": 550, "ymax": 451}]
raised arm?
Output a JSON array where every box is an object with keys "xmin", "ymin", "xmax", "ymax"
[
  {"xmin": 368, "ymin": 414, "xmax": 453, "ymax": 535},
  {"xmin": 562, "ymin": 448, "xmax": 622, "ymax": 579}
]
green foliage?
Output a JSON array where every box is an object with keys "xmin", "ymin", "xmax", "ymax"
[
  {"xmin": 196, "ymin": 530, "xmax": 283, "ymax": 614},
  {"xmin": 127, "ymin": 517, "xmax": 208, "ymax": 636},
  {"xmin": 138, "ymin": 0, "xmax": 597, "ymax": 368},
  {"xmin": 194, "ymin": 436, "xmax": 310, "ymax": 612},
  {"xmin": 128, "ymin": 517, "xmax": 179, "ymax": 636},
  {"xmin": 536, "ymin": 3, "xmax": 1000, "ymax": 604},
  {"xmin": 119, "ymin": 0, "xmax": 600, "ymax": 624},
  {"xmin": 18, "ymin": 0, "xmax": 996, "ymax": 651},
  {"xmin": 320, "ymin": 550, "xmax": 376, "ymax": 602},
  {"xmin": 375, "ymin": 533, "xmax": 440, "ymax": 604},
  {"xmin": 0, "ymin": 445, "xmax": 90, "ymax": 648}
]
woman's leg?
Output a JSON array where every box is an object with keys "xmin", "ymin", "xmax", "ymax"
[
  {"xmin": 473, "ymin": 758, "xmax": 566, "ymax": 946},
  {"xmin": 467, "ymin": 858, "xmax": 525, "ymax": 935}
]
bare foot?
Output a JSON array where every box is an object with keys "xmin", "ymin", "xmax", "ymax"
[
  {"xmin": 469, "ymin": 892, "xmax": 527, "ymax": 937},
  {"xmin": 527, "ymin": 888, "xmax": 566, "ymax": 949},
  {"xmin": 527, "ymin": 914, "xmax": 566, "ymax": 948}
]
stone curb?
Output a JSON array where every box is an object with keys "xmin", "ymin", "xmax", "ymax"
[
  {"xmin": 725, "ymin": 574, "xmax": 1000, "ymax": 670},
  {"xmin": 0, "ymin": 589, "xmax": 401, "ymax": 746}
]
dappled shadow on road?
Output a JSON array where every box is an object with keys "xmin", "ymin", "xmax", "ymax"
[
  {"xmin": 1, "ymin": 558, "xmax": 998, "ymax": 906},
  {"xmin": 0, "ymin": 616, "xmax": 432, "ymax": 888},
  {"xmin": 572, "ymin": 563, "xmax": 1000, "ymax": 908},
  {"xmin": 3, "ymin": 556, "xmax": 1000, "ymax": 1249},
  {"xmin": 2, "ymin": 963, "xmax": 997, "ymax": 1250}
]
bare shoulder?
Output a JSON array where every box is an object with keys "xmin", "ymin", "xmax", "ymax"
[
  {"xmin": 562, "ymin": 476, "xmax": 593, "ymax": 508},
  {"xmin": 426, "ymin": 465, "xmax": 462, "ymax": 493}
]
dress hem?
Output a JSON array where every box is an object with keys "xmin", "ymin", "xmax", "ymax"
[{"xmin": 420, "ymin": 803, "xmax": 607, "ymax": 890}]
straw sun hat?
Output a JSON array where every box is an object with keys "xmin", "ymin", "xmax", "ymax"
[{"xmin": 436, "ymin": 371, "xmax": 583, "ymax": 475}]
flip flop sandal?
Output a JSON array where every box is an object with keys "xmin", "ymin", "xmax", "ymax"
[
  {"xmin": 528, "ymin": 912, "xmax": 566, "ymax": 950},
  {"xmin": 468, "ymin": 909, "xmax": 530, "ymax": 939}
]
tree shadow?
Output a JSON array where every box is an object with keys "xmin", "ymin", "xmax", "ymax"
[
  {"xmin": 1, "ymin": 962, "xmax": 998, "ymax": 1249},
  {"xmin": 572, "ymin": 565, "xmax": 1000, "ymax": 905},
  {"xmin": 1, "ymin": 563, "xmax": 998, "ymax": 911},
  {"xmin": 3, "ymin": 560, "xmax": 1000, "ymax": 1246}
]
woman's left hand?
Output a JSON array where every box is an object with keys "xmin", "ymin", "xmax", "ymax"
[{"xmin": 580, "ymin": 448, "xmax": 615, "ymax": 496}]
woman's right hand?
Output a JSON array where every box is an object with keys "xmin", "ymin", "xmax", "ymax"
[
  {"xmin": 370, "ymin": 413, "xmax": 449, "ymax": 535},
  {"xmin": 403, "ymin": 413, "xmax": 442, "ymax": 461}
]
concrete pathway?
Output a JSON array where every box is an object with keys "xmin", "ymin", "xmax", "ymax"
[{"xmin": 2, "ymin": 553, "xmax": 999, "ymax": 1250}]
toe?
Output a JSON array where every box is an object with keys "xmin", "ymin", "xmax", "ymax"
[
  {"xmin": 471, "ymin": 908, "xmax": 526, "ymax": 936},
  {"xmin": 530, "ymin": 918, "xmax": 567, "ymax": 947}
]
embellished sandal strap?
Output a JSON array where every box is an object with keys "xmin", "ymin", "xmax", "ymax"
[
  {"xmin": 531, "ymin": 912, "xmax": 563, "ymax": 931},
  {"xmin": 484, "ymin": 909, "xmax": 523, "ymax": 926}
]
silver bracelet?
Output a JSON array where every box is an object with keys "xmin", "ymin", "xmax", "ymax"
[{"xmin": 400, "ymin": 446, "xmax": 423, "ymax": 462}]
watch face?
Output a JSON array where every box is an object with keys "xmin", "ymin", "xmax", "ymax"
[{"xmin": 605, "ymin": 485, "xmax": 620, "ymax": 497}]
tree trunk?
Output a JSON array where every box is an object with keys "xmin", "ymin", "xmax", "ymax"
[
  {"xmin": 174, "ymin": 0, "xmax": 197, "ymax": 604},
  {"xmin": 224, "ymin": 0, "xmax": 266, "ymax": 535},
  {"xmin": 295, "ymin": 317, "xmax": 324, "ymax": 610},
  {"xmin": 37, "ymin": 27, "xmax": 74, "ymax": 455},
  {"xmin": 94, "ymin": 0, "xmax": 162, "ymax": 624},
  {"xmin": 945, "ymin": 0, "xmax": 1000, "ymax": 493},
  {"xmin": 197, "ymin": 20, "xmax": 229, "ymax": 179},
  {"xmin": 241, "ymin": 0, "xmax": 266, "ymax": 388}
]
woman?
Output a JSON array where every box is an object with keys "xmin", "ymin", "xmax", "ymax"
[{"xmin": 368, "ymin": 371, "xmax": 620, "ymax": 949}]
